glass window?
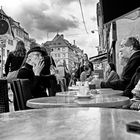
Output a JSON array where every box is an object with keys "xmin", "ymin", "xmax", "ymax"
[
  {"xmin": 63, "ymin": 53, "xmax": 65, "ymax": 57},
  {"xmin": 62, "ymin": 47, "xmax": 65, "ymax": 51}
]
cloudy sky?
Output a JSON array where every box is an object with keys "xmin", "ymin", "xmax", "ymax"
[{"xmin": 1, "ymin": 0, "xmax": 99, "ymax": 57}]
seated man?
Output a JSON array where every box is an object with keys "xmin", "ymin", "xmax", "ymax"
[
  {"xmin": 17, "ymin": 46, "xmax": 53, "ymax": 98},
  {"xmin": 92, "ymin": 37, "xmax": 140, "ymax": 90},
  {"xmin": 122, "ymin": 66, "xmax": 140, "ymax": 110}
]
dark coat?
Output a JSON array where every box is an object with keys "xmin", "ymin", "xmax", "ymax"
[
  {"xmin": 5, "ymin": 52, "xmax": 25, "ymax": 76},
  {"xmin": 41, "ymin": 56, "xmax": 56, "ymax": 75},
  {"xmin": 101, "ymin": 51, "xmax": 140, "ymax": 90},
  {"xmin": 123, "ymin": 66, "xmax": 140, "ymax": 99},
  {"xmin": 17, "ymin": 63, "xmax": 52, "ymax": 98}
]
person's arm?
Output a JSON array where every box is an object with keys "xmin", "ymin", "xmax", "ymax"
[
  {"xmin": 5, "ymin": 52, "xmax": 12, "ymax": 76},
  {"xmin": 80, "ymin": 72, "xmax": 86, "ymax": 82},
  {"xmin": 106, "ymin": 71, "xmax": 119, "ymax": 82}
]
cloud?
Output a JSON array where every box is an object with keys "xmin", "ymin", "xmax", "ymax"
[
  {"xmin": 51, "ymin": 0, "xmax": 98, "ymax": 6},
  {"xmin": 2, "ymin": 0, "xmax": 99, "ymax": 57},
  {"xmin": 15, "ymin": 1, "xmax": 79, "ymax": 40}
]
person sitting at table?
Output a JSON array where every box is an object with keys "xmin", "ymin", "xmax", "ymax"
[
  {"xmin": 104, "ymin": 62, "xmax": 119, "ymax": 82},
  {"xmin": 75, "ymin": 53, "xmax": 94, "ymax": 81},
  {"xmin": 80, "ymin": 64, "xmax": 94, "ymax": 82},
  {"xmin": 92, "ymin": 36, "xmax": 140, "ymax": 90},
  {"xmin": 17, "ymin": 46, "xmax": 53, "ymax": 98}
]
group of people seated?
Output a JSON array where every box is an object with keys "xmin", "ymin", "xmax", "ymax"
[
  {"xmin": 72, "ymin": 36, "xmax": 140, "ymax": 110},
  {"xmin": 5, "ymin": 36, "xmax": 140, "ymax": 111}
]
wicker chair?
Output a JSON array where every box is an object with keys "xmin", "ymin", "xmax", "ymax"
[{"xmin": 0, "ymin": 79, "xmax": 9, "ymax": 113}]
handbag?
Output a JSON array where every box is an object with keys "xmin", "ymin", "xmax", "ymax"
[{"xmin": 6, "ymin": 70, "xmax": 19, "ymax": 83}]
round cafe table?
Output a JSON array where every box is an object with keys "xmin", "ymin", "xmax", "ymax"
[
  {"xmin": 1, "ymin": 107, "xmax": 140, "ymax": 140},
  {"xmin": 26, "ymin": 95, "xmax": 130, "ymax": 109},
  {"xmin": 56, "ymin": 89, "xmax": 123, "ymax": 97}
]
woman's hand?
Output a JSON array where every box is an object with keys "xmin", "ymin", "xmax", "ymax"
[{"xmin": 33, "ymin": 59, "xmax": 44, "ymax": 76}]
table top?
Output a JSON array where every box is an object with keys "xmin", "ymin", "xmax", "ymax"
[
  {"xmin": 26, "ymin": 95, "xmax": 130, "ymax": 109},
  {"xmin": 56, "ymin": 89, "xmax": 123, "ymax": 97},
  {"xmin": 0, "ymin": 107, "xmax": 140, "ymax": 140}
]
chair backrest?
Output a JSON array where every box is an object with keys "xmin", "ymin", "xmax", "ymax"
[
  {"xmin": 0, "ymin": 79, "xmax": 9, "ymax": 113},
  {"xmin": 12, "ymin": 79, "xmax": 33, "ymax": 110}
]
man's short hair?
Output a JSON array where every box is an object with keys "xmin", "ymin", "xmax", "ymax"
[{"xmin": 125, "ymin": 37, "xmax": 140, "ymax": 50}]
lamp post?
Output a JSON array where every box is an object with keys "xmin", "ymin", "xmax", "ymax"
[{"xmin": 0, "ymin": 37, "xmax": 6, "ymax": 78}]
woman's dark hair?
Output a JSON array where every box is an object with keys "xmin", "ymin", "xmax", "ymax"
[
  {"xmin": 109, "ymin": 63, "xmax": 116, "ymax": 72},
  {"xmin": 83, "ymin": 53, "xmax": 88, "ymax": 59},
  {"xmin": 13, "ymin": 40, "xmax": 26, "ymax": 57}
]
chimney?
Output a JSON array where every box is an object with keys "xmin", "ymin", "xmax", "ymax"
[
  {"xmin": 61, "ymin": 34, "xmax": 64, "ymax": 39},
  {"xmin": 73, "ymin": 40, "xmax": 75, "ymax": 45}
]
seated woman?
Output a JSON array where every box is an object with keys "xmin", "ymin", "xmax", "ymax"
[
  {"xmin": 80, "ymin": 64, "xmax": 94, "ymax": 82},
  {"xmin": 104, "ymin": 62, "xmax": 120, "ymax": 82}
]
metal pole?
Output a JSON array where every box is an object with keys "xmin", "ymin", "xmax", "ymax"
[{"xmin": 1, "ymin": 46, "xmax": 3, "ymax": 78}]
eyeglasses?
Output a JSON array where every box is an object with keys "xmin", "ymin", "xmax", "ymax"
[{"xmin": 120, "ymin": 44, "xmax": 130, "ymax": 48}]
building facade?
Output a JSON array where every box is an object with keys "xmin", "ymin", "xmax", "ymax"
[
  {"xmin": 0, "ymin": 8, "xmax": 31, "ymax": 65},
  {"xmin": 42, "ymin": 34, "xmax": 83, "ymax": 72}
]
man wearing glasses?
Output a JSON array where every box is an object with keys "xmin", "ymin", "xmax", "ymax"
[{"xmin": 92, "ymin": 37, "xmax": 140, "ymax": 92}]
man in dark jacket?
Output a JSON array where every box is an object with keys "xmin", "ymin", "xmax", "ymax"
[
  {"xmin": 93, "ymin": 37, "xmax": 140, "ymax": 90},
  {"xmin": 17, "ymin": 46, "xmax": 52, "ymax": 98},
  {"xmin": 123, "ymin": 66, "xmax": 140, "ymax": 99}
]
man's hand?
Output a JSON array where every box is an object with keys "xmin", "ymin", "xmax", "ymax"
[{"xmin": 33, "ymin": 59, "xmax": 44, "ymax": 76}]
